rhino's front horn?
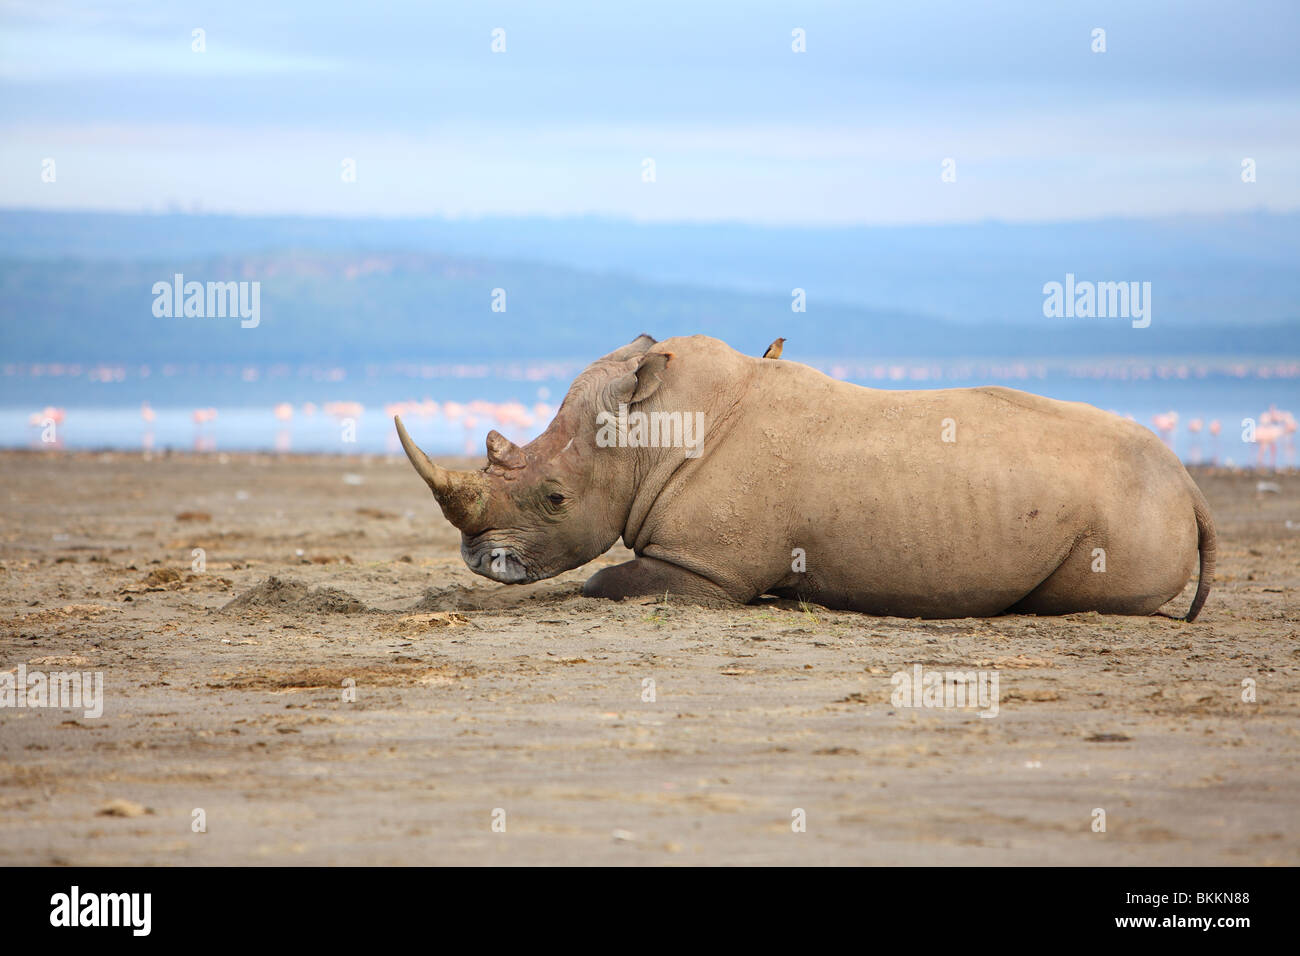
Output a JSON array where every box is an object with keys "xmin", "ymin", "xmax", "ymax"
[{"xmin": 394, "ymin": 415, "xmax": 486, "ymax": 528}]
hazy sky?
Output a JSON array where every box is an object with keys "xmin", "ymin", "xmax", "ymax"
[{"xmin": 2, "ymin": 0, "xmax": 1297, "ymax": 224}]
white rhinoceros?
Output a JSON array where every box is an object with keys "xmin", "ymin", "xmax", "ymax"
[{"xmin": 396, "ymin": 334, "xmax": 1214, "ymax": 620}]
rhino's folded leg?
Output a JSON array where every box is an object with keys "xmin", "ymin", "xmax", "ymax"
[{"xmin": 582, "ymin": 556, "xmax": 741, "ymax": 606}]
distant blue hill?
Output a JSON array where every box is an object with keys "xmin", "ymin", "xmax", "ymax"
[
  {"xmin": 0, "ymin": 208, "xmax": 1296, "ymax": 362},
  {"xmin": 4, "ymin": 207, "xmax": 1299, "ymax": 326}
]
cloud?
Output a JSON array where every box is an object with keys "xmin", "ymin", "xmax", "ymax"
[
  {"xmin": 0, "ymin": 27, "xmax": 337, "ymax": 80},
  {"xmin": 1, "ymin": 0, "xmax": 1297, "ymax": 223}
]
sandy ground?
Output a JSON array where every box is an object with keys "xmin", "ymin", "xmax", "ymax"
[{"xmin": 0, "ymin": 449, "xmax": 1296, "ymax": 866}]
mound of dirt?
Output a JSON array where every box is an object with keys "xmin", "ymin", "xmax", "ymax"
[{"xmin": 221, "ymin": 576, "xmax": 369, "ymax": 615}]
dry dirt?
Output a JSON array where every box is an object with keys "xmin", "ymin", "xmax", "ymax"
[{"xmin": 0, "ymin": 450, "xmax": 1296, "ymax": 865}]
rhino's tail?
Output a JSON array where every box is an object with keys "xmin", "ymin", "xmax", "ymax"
[{"xmin": 1184, "ymin": 483, "xmax": 1217, "ymax": 622}]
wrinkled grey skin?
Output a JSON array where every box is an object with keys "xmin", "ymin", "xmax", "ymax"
[{"xmin": 396, "ymin": 334, "xmax": 1215, "ymax": 620}]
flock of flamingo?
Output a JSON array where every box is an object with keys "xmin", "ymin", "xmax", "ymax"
[
  {"xmin": 24, "ymin": 398, "xmax": 1297, "ymax": 467},
  {"xmin": 27, "ymin": 397, "xmax": 561, "ymax": 457},
  {"xmin": 1145, "ymin": 406, "xmax": 1297, "ymax": 467}
]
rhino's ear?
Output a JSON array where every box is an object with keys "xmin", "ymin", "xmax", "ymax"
[
  {"xmin": 486, "ymin": 430, "xmax": 527, "ymax": 471},
  {"xmin": 604, "ymin": 333, "xmax": 658, "ymax": 363},
  {"xmin": 609, "ymin": 351, "xmax": 671, "ymax": 407}
]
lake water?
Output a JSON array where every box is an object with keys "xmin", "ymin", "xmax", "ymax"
[{"xmin": 3, "ymin": 357, "xmax": 1296, "ymax": 467}]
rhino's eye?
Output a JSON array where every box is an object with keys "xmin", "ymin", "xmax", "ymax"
[{"xmin": 547, "ymin": 493, "xmax": 566, "ymax": 506}]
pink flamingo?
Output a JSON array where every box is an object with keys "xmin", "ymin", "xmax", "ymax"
[
  {"xmin": 1278, "ymin": 409, "xmax": 1297, "ymax": 467},
  {"xmin": 140, "ymin": 402, "xmax": 156, "ymax": 452},
  {"xmin": 1151, "ymin": 411, "xmax": 1178, "ymax": 449},
  {"xmin": 28, "ymin": 406, "xmax": 65, "ymax": 427},
  {"xmin": 1256, "ymin": 428, "xmax": 1282, "ymax": 467},
  {"xmin": 28, "ymin": 406, "xmax": 65, "ymax": 447},
  {"xmin": 1186, "ymin": 418, "xmax": 1204, "ymax": 464},
  {"xmin": 323, "ymin": 401, "xmax": 363, "ymax": 419},
  {"xmin": 1249, "ymin": 408, "xmax": 1286, "ymax": 468},
  {"xmin": 1207, "ymin": 419, "xmax": 1222, "ymax": 465},
  {"xmin": 191, "ymin": 409, "xmax": 217, "ymax": 451}
]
